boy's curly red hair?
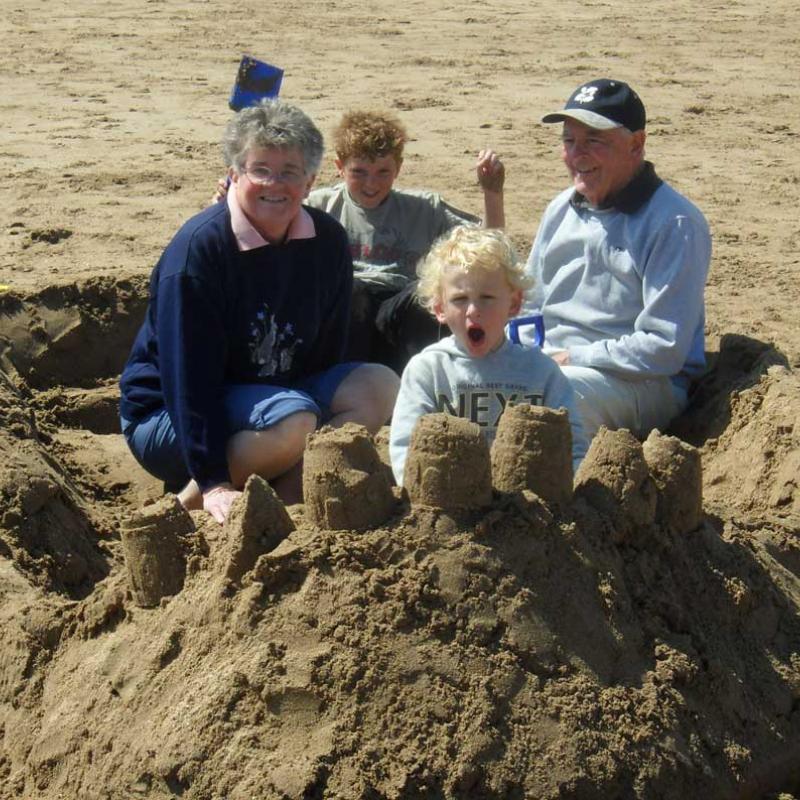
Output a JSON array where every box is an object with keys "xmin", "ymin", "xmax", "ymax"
[{"xmin": 332, "ymin": 110, "xmax": 407, "ymax": 163}]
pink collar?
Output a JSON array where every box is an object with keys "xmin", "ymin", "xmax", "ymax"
[{"xmin": 227, "ymin": 186, "xmax": 315, "ymax": 251}]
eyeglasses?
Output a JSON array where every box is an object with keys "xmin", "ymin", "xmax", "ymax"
[{"xmin": 241, "ymin": 166, "xmax": 306, "ymax": 187}]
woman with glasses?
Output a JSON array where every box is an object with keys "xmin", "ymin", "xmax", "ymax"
[{"xmin": 120, "ymin": 99, "xmax": 399, "ymax": 523}]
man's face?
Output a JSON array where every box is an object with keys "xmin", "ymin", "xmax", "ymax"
[
  {"xmin": 336, "ymin": 154, "xmax": 401, "ymax": 209},
  {"xmin": 561, "ymin": 118, "xmax": 645, "ymax": 207},
  {"xmin": 434, "ymin": 267, "xmax": 522, "ymax": 358}
]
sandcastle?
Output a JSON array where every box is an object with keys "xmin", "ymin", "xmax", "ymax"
[
  {"xmin": 402, "ymin": 407, "xmax": 575, "ymax": 511},
  {"xmin": 120, "ymin": 475, "xmax": 296, "ymax": 603},
  {"xmin": 118, "ymin": 418, "xmax": 705, "ymax": 603},
  {"xmin": 401, "ymin": 414, "xmax": 704, "ymax": 533},
  {"xmin": 574, "ymin": 426, "xmax": 704, "ymax": 542},
  {"xmin": 13, "ymin": 385, "xmax": 779, "ymax": 800},
  {"xmin": 303, "ymin": 422, "xmax": 396, "ymax": 530}
]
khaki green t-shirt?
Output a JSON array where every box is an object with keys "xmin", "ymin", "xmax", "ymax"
[{"xmin": 307, "ymin": 184, "xmax": 479, "ymax": 291}]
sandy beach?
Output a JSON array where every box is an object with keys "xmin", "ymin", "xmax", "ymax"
[{"xmin": 1, "ymin": 1, "xmax": 799, "ymax": 797}]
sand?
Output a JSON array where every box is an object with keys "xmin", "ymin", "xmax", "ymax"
[{"xmin": 1, "ymin": 0, "xmax": 800, "ymax": 797}]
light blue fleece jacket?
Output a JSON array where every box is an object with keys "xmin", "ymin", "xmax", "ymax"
[
  {"xmin": 523, "ymin": 170, "xmax": 711, "ymax": 391},
  {"xmin": 389, "ymin": 335, "xmax": 587, "ymax": 485}
]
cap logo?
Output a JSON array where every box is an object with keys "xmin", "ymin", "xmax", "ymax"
[{"xmin": 574, "ymin": 86, "xmax": 598, "ymax": 104}]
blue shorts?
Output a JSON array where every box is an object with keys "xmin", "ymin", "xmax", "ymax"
[{"xmin": 121, "ymin": 362, "xmax": 361, "ymax": 490}]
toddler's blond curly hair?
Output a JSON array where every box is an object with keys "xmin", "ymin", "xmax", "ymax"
[{"xmin": 416, "ymin": 226, "xmax": 532, "ymax": 314}]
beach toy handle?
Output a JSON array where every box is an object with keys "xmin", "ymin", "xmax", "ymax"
[{"xmin": 508, "ymin": 314, "xmax": 545, "ymax": 348}]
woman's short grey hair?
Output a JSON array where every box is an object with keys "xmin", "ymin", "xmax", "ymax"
[{"xmin": 222, "ymin": 99, "xmax": 324, "ymax": 175}]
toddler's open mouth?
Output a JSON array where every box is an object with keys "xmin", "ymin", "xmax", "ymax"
[{"xmin": 468, "ymin": 326, "xmax": 485, "ymax": 343}]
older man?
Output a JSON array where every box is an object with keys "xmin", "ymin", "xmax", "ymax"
[{"xmin": 522, "ymin": 78, "xmax": 711, "ymax": 440}]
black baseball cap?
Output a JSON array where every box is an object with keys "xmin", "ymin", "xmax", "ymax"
[{"xmin": 542, "ymin": 79, "xmax": 646, "ymax": 132}]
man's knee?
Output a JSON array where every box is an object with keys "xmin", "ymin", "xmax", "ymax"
[
  {"xmin": 559, "ymin": 365, "xmax": 621, "ymax": 440},
  {"xmin": 559, "ymin": 365, "xmax": 681, "ymax": 439},
  {"xmin": 559, "ymin": 365, "xmax": 599, "ymax": 392}
]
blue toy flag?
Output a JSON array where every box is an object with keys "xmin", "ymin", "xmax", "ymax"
[{"xmin": 229, "ymin": 55, "xmax": 284, "ymax": 111}]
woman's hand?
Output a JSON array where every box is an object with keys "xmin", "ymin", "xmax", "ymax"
[{"xmin": 202, "ymin": 483, "xmax": 241, "ymax": 523}]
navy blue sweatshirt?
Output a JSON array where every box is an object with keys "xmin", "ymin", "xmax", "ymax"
[{"xmin": 119, "ymin": 202, "xmax": 353, "ymax": 491}]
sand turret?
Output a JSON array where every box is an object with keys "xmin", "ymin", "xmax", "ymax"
[
  {"xmin": 491, "ymin": 404, "xmax": 573, "ymax": 505},
  {"xmin": 303, "ymin": 423, "xmax": 396, "ymax": 530},
  {"xmin": 120, "ymin": 494, "xmax": 192, "ymax": 607},
  {"xmin": 574, "ymin": 427, "xmax": 657, "ymax": 542},
  {"xmin": 642, "ymin": 430, "xmax": 703, "ymax": 534},
  {"xmin": 403, "ymin": 413, "xmax": 492, "ymax": 510},
  {"xmin": 222, "ymin": 475, "xmax": 296, "ymax": 583}
]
